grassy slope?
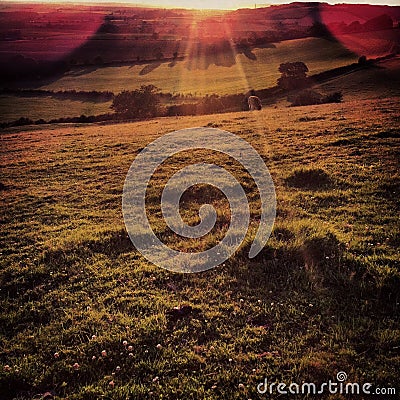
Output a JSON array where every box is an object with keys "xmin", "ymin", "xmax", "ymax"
[
  {"xmin": 315, "ymin": 57, "xmax": 400, "ymax": 101},
  {"xmin": 38, "ymin": 38, "xmax": 357, "ymax": 95},
  {"xmin": 1, "ymin": 95, "xmax": 399, "ymax": 399},
  {"xmin": 0, "ymin": 96, "xmax": 112, "ymax": 124}
]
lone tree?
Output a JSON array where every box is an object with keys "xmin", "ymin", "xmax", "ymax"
[
  {"xmin": 277, "ymin": 62, "xmax": 309, "ymax": 90},
  {"xmin": 112, "ymin": 85, "xmax": 161, "ymax": 119}
]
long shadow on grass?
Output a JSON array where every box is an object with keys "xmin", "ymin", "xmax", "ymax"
[{"xmin": 139, "ymin": 62, "xmax": 162, "ymax": 75}]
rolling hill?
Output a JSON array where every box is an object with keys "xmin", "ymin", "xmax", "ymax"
[{"xmin": 1, "ymin": 93, "xmax": 399, "ymax": 399}]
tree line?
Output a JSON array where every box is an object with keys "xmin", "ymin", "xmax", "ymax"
[{"xmin": 1, "ymin": 59, "xmax": 353, "ymax": 129}]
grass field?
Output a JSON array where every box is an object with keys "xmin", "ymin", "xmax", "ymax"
[
  {"xmin": 1, "ymin": 94, "xmax": 399, "ymax": 399},
  {"xmin": 36, "ymin": 38, "xmax": 358, "ymax": 95},
  {"xmin": 316, "ymin": 57, "xmax": 400, "ymax": 101},
  {"xmin": 0, "ymin": 96, "xmax": 112, "ymax": 123}
]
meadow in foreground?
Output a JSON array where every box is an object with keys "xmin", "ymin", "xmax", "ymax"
[{"xmin": 0, "ymin": 97, "xmax": 399, "ymax": 399}]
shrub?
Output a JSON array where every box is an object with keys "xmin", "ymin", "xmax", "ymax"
[
  {"xmin": 301, "ymin": 231, "xmax": 344, "ymax": 268},
  {"xmin": 358, "ymin": 55, "xmax": 367, "ymax": 65},
  {"xmin": 12, "ymin": 117, "xmax": 33, "ymax": 126},
  {"xmin": 277, "ymin": 61, "xmax": 309, "ymax": 90},
  {"xmin": 111, "ymin": 85, "xmax": 161, "ymax": 119},
  {"xmin": 196, "ymin": 94, "xmax": 225, "ymax": 115},
  {"xmin": 166, "ymin": 103, "xmax": 197, "ymax": 116},
  {"xmin": 285, "ymin": 167, "xmax": 332, "ymax": 190},
  {"xmin": 322, "ymin": 91, "xmax": 343, "ymax": 103},
  {"xmin": 289, "ymin": 90, "xmax": 343, "ymax": 106},
  {"xmin": 288, "ymin": 89, "xmax": 323, "ymax": 106}
]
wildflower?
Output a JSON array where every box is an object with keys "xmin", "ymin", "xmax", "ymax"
[
  {"xmin": 239, "ymin": 383, "xmax": 245, "ymax": 389},
  {"xmin": 54, "ymin": 352, "xmax": 60, "ymax": 358},
  {"xmin": 128, "ymin": 345, "xmax": 133, "ymax": 351},
  {"xmin": 101, "ymin": 350, "xmax": 107, "ymax": 357},
  {"xmin": 122, "ymin": 341, "xmax": 128, "ymax": 346},
  {"xmin": 116, "ymin": 366, "xmax": 121, "ymax": 372},
  {"xmin": 128, "ymin": 353, "xmax": 134, "ymax": 357},
  {"xmin": 152, "ymin": 376, "xmax": 159, "ymax": 382},
  {"xmin": 73, "ymin": 363, "xmax": 80, "ymax": 370},
  {"xmin": 92, "ymin": 356, "xmax": 96, "ymax": 360},
  {"xmin": 91, "ymin": 335, "xmax": 96, "ymax": 340},
  {"xmin": 109, "ymin": 380, "xmax": 115, "ymax": 388},
  {"xmin": 4, "ymin": 365, "xmax": 11, "ymax": 371},
  {"xmin": 156, "ymin": 344, "xmax": 162, "ymax": 349}
]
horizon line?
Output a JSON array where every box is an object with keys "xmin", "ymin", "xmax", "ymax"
[{"xmin": 2, "ymin": 0, "xmax": 400, "ymax": 10}]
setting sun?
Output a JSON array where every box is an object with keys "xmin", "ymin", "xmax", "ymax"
[{"xmin": 143, "ymin": 0, "xmax": 256, "ymax": 9}]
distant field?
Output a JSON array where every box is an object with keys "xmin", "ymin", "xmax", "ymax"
[
  {"xmin": 1, "ymin": 97, "xmax": 399, "ymax": 399},
  {"xmin": 38, "ymin": 38, "xmax": 358, "ymax": 95},
  {"xmin": 316, "ymin": 57, "xmax": 400, "ymax": 101},
  {"xmin": 0, "ymin": 96, "xmax": 112, "ymax": 123},
  {"xmin": 332, "ymin": 29, "xmax": 400, "ymax": 59}
]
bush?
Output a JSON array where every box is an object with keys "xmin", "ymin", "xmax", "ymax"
[
  {"xmin": 196, "ymin": 94, "xmax": 225, "ymax": 115},
  {"xmin": 111, "ymin": 85, "xmax": 161, "ymax": 119},
  {"xmin": 285, "ymin": 167, "xmax": 332, "ymax": 190},
  {"xmin": 288, "ymin": 89, "xmax": 323, "ymax": 106},
  {"xmin": 289, "ymin": 90, "xmax": 343, "ymax": 106},
  {"xmin": 277, "ymin": 61, "xmax": 309, "ymax": 90},
  {"xmin": 322, "ymin": 91, "xmax": 343, "ymax": 103},
  {"xmin": 358, "ymin": 55, "xmax": 367, "ymax": 65},
  {"xmin": 301, "ymin": 231, "xmax": 344, "ymax": 268},
  {"xmin": 13, "ymin": 117, "xmax": 33, "ymax": 126},
  {"xmin": 166, "ymin": 103, "xmax": 197, "ymax": 116}
]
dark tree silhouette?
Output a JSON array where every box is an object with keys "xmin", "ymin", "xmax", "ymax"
[
  {"xmin": 111, "ymin": 85, "xmax": 160, "ymax": 119},
  {"xmin": 277, "ymin": 62, "xmax": 309, "ymax": 90},
  {"xmin": 358, "ymin": 55, "xmax": 367, "ymax": 65}
]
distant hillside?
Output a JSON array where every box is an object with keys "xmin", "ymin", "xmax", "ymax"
[
  {"xmin": 0, "ymin": 2, "xmax": 399, "ymax": 69},
  {"xmin": 315, "ymin": 56, "xmax": 400, "ymax": 101},
  {"xmin": 229, "ymin": 3, "xmax": 400, "ymax": 24},
  {"xmin": 35, "ymin": 37, "xmax": 358, "ymax": 95}
]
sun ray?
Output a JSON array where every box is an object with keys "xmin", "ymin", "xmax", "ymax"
[
  {"xmin": 174, "ymin": 13, "xmax": 252, "ymax": 97},
  {"xmin": 222, "ymin": 20, "xmax": 251, "ymax": 94}
]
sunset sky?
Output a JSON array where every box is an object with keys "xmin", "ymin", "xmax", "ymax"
[{"xmin": 12, "ymin": 0, "xmax": 400, "ymax": 9}]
